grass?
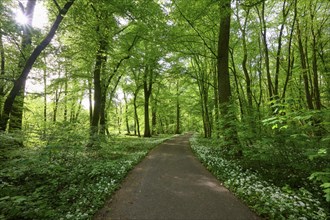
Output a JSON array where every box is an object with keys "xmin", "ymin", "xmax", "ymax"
[{"xmin": 0, "ymin": 134, "xmax": 172, "ymax": 220}]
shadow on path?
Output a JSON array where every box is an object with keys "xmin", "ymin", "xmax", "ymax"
[{"xmin": 94, "ymin": 134, "xmax": 260, "ymax": 220}]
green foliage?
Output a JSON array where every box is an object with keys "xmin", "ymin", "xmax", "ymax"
[
  {"xmin": 190, "ymin": 135, "xmax": 329, "ymax": 220},
  {"xmin": 0, "ymin": 134, "xmax": 171, "ymax": 219},
  {"xmin": 232, "ymin": 105, "xmax": 330, "ymax": 203}
]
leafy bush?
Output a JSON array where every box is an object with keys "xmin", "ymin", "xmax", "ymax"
[{"xmin": 190, "ymin": 135, "xmax": 329, "ymax": 220}]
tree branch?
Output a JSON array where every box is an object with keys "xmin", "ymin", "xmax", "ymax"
[
  {"xmin": 52, "ymin": 0, "xmax": 61, "ymax": 12},
  {"xmin": 174, "ymin": 1, "xmax": 218, "ymax": 58},
  {"xmin": 241, "ymin": 0, "xmax": 265, "ymax": 8}
]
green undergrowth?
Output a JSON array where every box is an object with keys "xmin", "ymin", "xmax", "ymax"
[
  {"xmin": 0, "ymin": 134, "xmax": 171, "ymax": 220},
  {"xmin": 190, "ymin": 135, "xmax": 329, "ymax": 220}
]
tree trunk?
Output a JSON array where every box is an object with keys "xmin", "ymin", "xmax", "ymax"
[
  {"xmin": 43, "ymin": 58, "xmax": 47, "ymax": 136},
  {"xmin": 151, "ymin": 96, "xmax": 157, "ymax": 135},
  {"xmin": 90, "ymin": 38, "xmax": 107, "ymax": 139},
  {"xmin": 63, "ymin": 71, "xmax": 68, "ymax": 122},
  {"xmin": 175, "ymin": 80, "xmax": 180, "ymax": 134},
  {"xmin": 256, "ymin": 2, "xmax": 273, "ymax": 100},
  {"xmin": 0, "ymin": 31, "xmax": 5, "ymax": 119},
  {"xmin": 282, "ymin": 0, "xmax": 297, "ymax": 100},
  {"xmin": 240, "ymin": 12, "xmax": 253, "ymax": 110},
  {"xmin": 213, "ymin": 60, "xmax": 220, "ymax": 138},
  {"xmin": 0, "ymin": 0, "xmax": 75, "ymax": 131},
  {"xmin": 9, "ymin": 0, "xmax": 36, "ymax": 131},
  {"xmin": 218, "ymin": 0, "xmax": 240, "ymax": 156},
  {"xmin": 124, "ymin": 92, "xmax": 130, "ymax": 134},
  {"xmin": 297, "ymin": 21, "xmax": 314, "ymax": 110},
  {"xmin": 133, "ymin": 88, "xmax": 140, "ymax": 137},
  {"xmin": 310, "ymin": 13, "xmax": 321, "ymax": 110},
  {"xmin": 143, "ymin": 65, "xmax": 152, "ymax": 137},
  {"xmin": 274, "ymin": 0, "xmax": 289, "ymax": 99},
  {"xmin": 218, "ymin": 0, "xmax": 232, "ymax": 111},
  {"xmin": 53, "ymin": 88, "xmax": 61, "ymax": 122}
]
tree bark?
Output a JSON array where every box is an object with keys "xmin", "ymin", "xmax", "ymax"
[
  {"xmin": 297, "ymin": 20, "xmax": 314, "ymax": 110},
  {"xmin": 124, "ymin": 92, "xmax": 130, "ymax": 134},
  {"xmin": 143, "ymin": 65, "xmax": 153, "ymax": 137},
  {"xmin": 9, "ymin": 0, "xmax": 36, "ymax": 131},
  {"xmin": 218, "ymin": 0, "xmax": 240, "ymax": 156},
  {"xmin": 90, "ymin": 38, "xmax": 107, "ymax": 139},
  {"xmin": 175, "ymin": 80, "xmax": 180, "ymax": 134},
  {"xmin": 0, "ymin": 0, "xmax": 75, "ymax": 131},
  {"xmin": 213, "ymin": 60, "xmax": 220, "ymax": 138},
  {"xmin": 274, "ymin": 0, "xmax": 289, "ymax": 99},
  {"xmin": 63, "ymin": 71, "xmax": 68, "ymax": 122},
  {"xmin": 43, "ymin": 57, "xmax": 47, "ymax": 136},
  {"xmin": 88, "ymin": 78, "xmax": 93, "ymax": 126},
  {"xmin": 218, "ymin": 0, "xmax": 232, "ymax": 112},
  {"xmin": 151, "ymin": 94, "xmax": 157, "ymax": 135},
  {"xmin": 239, "ymin": 8, "xmax": 253, "ymax": 109},
  {"xmin": 256, "ymin": 2, "xmax": 273, "ymax": 100},
  {"xmin": 133, "ymin": 88, "xmax": 141, "ymax": 137},
  {"xmin": 0, "ymin": 31, "xmax": 5, "ymax": 118},
  {"xmin": 310, "ymin": 11, "xmax": 321, "ymax": 110},
  {"xmin": 282, "ymin": 0, "xmax": 297, "ymax": 100}
]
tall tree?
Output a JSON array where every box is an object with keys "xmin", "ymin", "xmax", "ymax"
[
  {"xmin": 143, "ymin": 64, "xmax": 153, "ymax": 137},
  {"xmin": 218, "ymin": 0, "xmax": 240, "ymax": 154},
  {"xmin": 9, "ymin": 0, "xmax": 36, "ymax": 131},
  {"xmin": 0, "ymin": 0, "xmax": 75, "ymax": 132}
]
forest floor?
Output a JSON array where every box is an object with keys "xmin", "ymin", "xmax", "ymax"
[{"xmin": 93, "ymin": 134, "xmax": 260, "ymax": 220}]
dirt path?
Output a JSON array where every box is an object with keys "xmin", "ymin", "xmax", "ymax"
[{"xmin": 94, "ymin": 134, "xmax": 260, "ymax": 220}]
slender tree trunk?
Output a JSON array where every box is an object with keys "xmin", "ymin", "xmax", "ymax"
[
  {"xmin": 143, "ymin": 65, "xmax": 152, "ymax": 137},
  {"xmin": 0, "ymin": 31, "xmax": 5, "ymax": 118},
  {"xmin": 282, "ymin": 0, "xmax": 297, "ymax": 100},
  {"xmin": 43, "ymin": 58, "xmax": 47, "ymax": 136},
  {"xmin": 213, "ymin": 60, "xmax": 220, "ymax": 138},
  {"xmin": 124, "ymin": 92, "xmax": 130, "ymax": 134},
  {"xmin": 151, "ymin": 95, "xmax": 157, "ymax": 135},
  {"xmin": 0, "ymin": 0, "xmax": 75, "ymax": 131},
  {"xmin": 297, "ymin": 21, "xmax": 314, "ymax": 110},
  {"xmin": 310, "ymin": 15, "xmax": 321, "ymax": 110},
  {"xmin": 133, "ymin": 88, "xmax": 140, "ymax": 137},
  {"xmin": 74, "ymin": 96, "xmax": 82, "ymax": 122},
  {"xmin": 99, "ymin": 89, "xmax": 107, "ymax": 135},
  {"xmin": 256, "ymin": 2, "xmax": 273, "ymax": 100},
  {"xmin": 53, "ymin": 88, "xmax": 61, "ymax": 122},
  {"xmin": 175, "ymin": 80, "xmax": 180, "ymax": 134},
  {"xmin": 274, "ymin": 0, "xmax": 289, "ymax": 98},
  {"xmin": 229, "ymin": 49, "xmax": 244, "ymax": 117},
  {"xmin": 88, "ymin": 78, "xmax": 93, "ymax": 126},
  {"xmin": 63, "ymin": 72, "xmax": 68, "ymax": 122},
  {"xmin": 240, "ymin": 12, "xmax": 253, "ymax": 110}
]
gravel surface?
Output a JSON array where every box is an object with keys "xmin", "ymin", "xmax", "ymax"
[{"xmin": 93, "ymin": 134, "xmax": 260, "ymax": 220}]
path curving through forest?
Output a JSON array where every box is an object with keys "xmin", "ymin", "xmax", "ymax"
[{"xmin": 94, "ymin": 134, "xmax": 260, "ymax": 220}]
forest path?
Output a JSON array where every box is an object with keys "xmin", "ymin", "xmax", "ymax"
[{"xmin": 93, "ymin": 134, "xmax": 260, "ymax": 220}]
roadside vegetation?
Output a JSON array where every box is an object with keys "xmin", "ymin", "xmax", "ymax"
[
  {"xmin": 190, "ymin": 135, "xmax": 329, "ymax": 220},
  {"xmin": 0, "ymin": 133, "xmax": 171, "ymax": 220}
]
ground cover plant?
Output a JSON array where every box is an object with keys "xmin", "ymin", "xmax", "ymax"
[
  {"xmin": 0, "ymin": 134, "xmax": 171, "ymax": 220},
  {"xmin": 190, "ymin": 135, "xmax": 329, "ymax": 220}
]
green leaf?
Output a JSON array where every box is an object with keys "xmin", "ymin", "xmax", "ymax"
[
  {"xmin": 321, "ymin": 182, "xmax": 330, "ymax": 188},
  {"xmin": 0, "ymin": 196, "xmax": 10, "ymax": 201}
]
